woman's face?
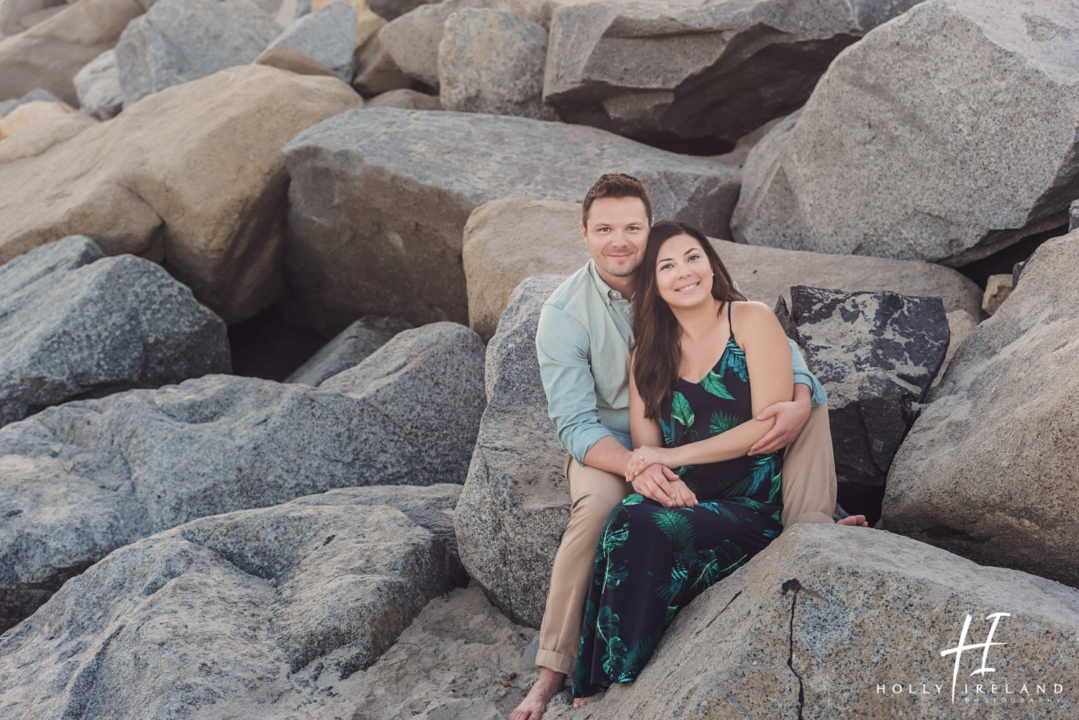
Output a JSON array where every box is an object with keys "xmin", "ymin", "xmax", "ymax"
[{"xmin": 654, "ymin": 233, "xmax": 714, "ymax": 310}]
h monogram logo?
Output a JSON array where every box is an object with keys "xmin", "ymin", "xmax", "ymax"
[{"xmin": 939, "ymin": 612, "xmax": 1010, "ymax": 702}]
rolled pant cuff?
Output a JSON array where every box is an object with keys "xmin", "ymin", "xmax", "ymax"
[{"xmin": 536, "ymin": 648, "xmax": 575, "ymax": 676}]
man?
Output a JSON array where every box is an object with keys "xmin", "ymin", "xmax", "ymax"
[{"xmin": 510, "ymin": 173, "xmax": 866, "ymax": 720}]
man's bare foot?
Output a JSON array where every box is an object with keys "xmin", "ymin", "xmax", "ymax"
[
  {"xmin": 837, "ymin": 514, "xmax": 869, "ymax": 527},
  {"xmin": 573, "ymin": 691, "xmax": 605, "ymax": 708},
  {"xmin": 511, "ymin": 667, "xmax": 565, "ymax": 720}
]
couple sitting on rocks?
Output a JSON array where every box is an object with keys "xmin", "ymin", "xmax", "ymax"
[{"xmin": 511, "ymin": 173, "xmax": 868, "ymax": 719}]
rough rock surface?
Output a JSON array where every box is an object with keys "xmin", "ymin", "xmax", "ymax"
[
  {"xmin": 549, "ymin": 524, "xmax": 1079, "ymax": 719},
  {"xmin": 368, "ymin": 0, "xmax": 438, "ymax": 21},
  {"xmin": 732, "ymin": 0, "xmax": 1079, "ymax": 266},
  {"xmin": 116, "ymin": 0, "xmax": 283, "ymax": 107},
  {"xmin": 884, "ymin": 230, "xmax": 1079, "ymax": 588},
  {"xmin": 282, "ymin": 108, "xmax": 739, "ymax": 333},
  {"xmin": 352, "ymin": 34, "xmax": 413, "ymax": 95},
  {"xmin": 932, "ymin": 309, "xmax": 978, "ymax": 388},
  {"xmin": 438, "ymin": 9, "xmax": 553, "ymax": 119},
  {"xmin": 0, "ymin": 0, "xmax": 150, "ymax": 105},
  {"xmin": 285, "ymin": 315, "xmax": 412, "ymax": 385},
  {"xmin": 0, "ymin": 487, "xmax": 467, "ymax": 718},
  {"xmin": 791, "ymin": 286, "xmax": 949, "ymax": 488},
  {"xmin": 455, "ymin": 276, "xmax": 571, "ymax": 629},
  {"xmin": 254, "ymin": 45, "xmax": 337, "ymax": 76},
  {"xmin": 0, "ymin": 235, "xmax": 230, "ymax": 428},
  {"xmin": 462, "ymin": 197, "xmax": 983, "ymax": 342},
  {"xmin": 0, "ymin": 322, "xmax": 485, "ymax": 631},
  {"xmin": 0, "ymin": 64, "xmax": 364, "ymax": 323},
  {"xmin": 366, "ymin": 87, "xmax": 441, "ymax": 109},
  {"xmin": 981, "ymin": 273, "xmax": 1014, "ymax": 315},
  {"xmin": 73, "ymin": 49, "xmax": 123, "ymax": 120},
  {"xmin": 543, "ymin": 0, "xmax": 924, "ymax": 152},
  {"xmin": 380, "ymin": 0, "xmax": 484, "ymax": 89},
  {"xmin": 0, "ymin": 87, "xmax": 59, "ymax": 118},
  {"xmin": 258, "ymin": 0, "xmax": 357, "ymax": 82}
]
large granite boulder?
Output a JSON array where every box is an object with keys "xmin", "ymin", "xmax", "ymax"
[
  {"xmin": 379, "ymin": 0, "xmax": 484, "ymax": 89},
  {"xmin": 791, "ymin": 286, "xmax": 949, "ymax": 488},
  {"xmin": 73, "ymin": 49, "xmax": 123, "ymax": 120},
  {"xmin": 883, "ymin": 230, "xmax": 1079, "ymax": 588},
  {"xmin": 281, "ymin": 108, "xmax": 739, "ymax": 334},
  {"xmin": 732, "ymin": 0, "xmax": 1079, "ymax": 266},
  {"xmin": 257, "ymin": 0, "xmax": 357, "ymax": 83},
  {"xmin": 548, "ymin": 524, "xmax": 1079, "ymax": 719},
  {"xmin": 438, "ymin": 8, "xmax": 553, "ymax": 119},
  {"xmin": 285, "ymin": 315, "xmax": 412, "ymax": 385},
  {"xmin": 0, "ymin": 64, "xmax": 363, "ymax": 323},
  {"xmin": 0, "ymin": 485, "xmax": 467, "ymax": 718},
  {"xmin": 0, "ymin": 236, "xmax": 230, "ymax": 428},
  {"xmin": 462, "ymin": 197, "xmax": 983, "ymax": 341},
  {"xmin": 0, "ymin": 0, "xmax": 150, "ymax": 105},
  {"xmin": 454, "ymin": 276, "xmax": 570, "ymax": 629},
  {"xmin": 543, "ymin": 0, "xmax": 924, "ymax": 153},
  {"xmin": 116, "ymin": 0, "xmax": 283, "ymax": 106},
  {"xmin": 0, "ymin": 322, "xmax": 485, "ymax": 631}
]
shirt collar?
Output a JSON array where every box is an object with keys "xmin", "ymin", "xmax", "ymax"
[{"xmin": 587, "ymin": 259, "xmax": 632, "ymax": 306}]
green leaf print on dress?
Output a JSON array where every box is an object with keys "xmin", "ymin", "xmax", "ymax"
[
  {"xmin": 671, "ymin": 391, "xmax": 694, "ymax": 428},
  {"xmin": 596, "ymin": 506, "xmax": 631, "ymax": 591},
  {"xmin": 597, "ymin": 606, "xmax": 627, "ymax": 678},
  {"xmin": 699, "ymin": 370, "xmax": 735, "ymax": 400},
  {"xmin": 620, "ymin": 632, "xmax": 662, "ymax": 681},
  {"xmin": 708, "ymin": 410, "xmax": 741, "ymax": 436},
  {"xmin": 718, "ymin": 341, "xmax": 748, "ymax": 382}
]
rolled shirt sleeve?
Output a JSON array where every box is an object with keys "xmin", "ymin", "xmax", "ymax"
[
  {"xmin": 789, "ymin": 338, "xmax": 827, "ymax": 407},
  {"xmin": 536, "ymin": 303, "xmax": 616, "ymax": 466}
]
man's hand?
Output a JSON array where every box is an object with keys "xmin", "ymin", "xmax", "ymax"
[
  {"xmin": 749, "ymin": 386, "xmax": 812, "ymax": 455},
  {"xmin": 625, "ymin": 445, "xmax": 673, "ymax": 479},
  {"xmin": 630, "ymin": 464, "xmax": 680, "ymax": 507}
]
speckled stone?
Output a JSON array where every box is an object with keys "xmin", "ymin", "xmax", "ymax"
[
  {"xmin": 791, "ymin": 286, "xmax": 949, "ymax": 488},
  {"xmin": 0, "ymin": 486, "xmax": 467, "ymax": 719},
  {"xmin": 0, "ymin": 322, "xmax": 484, "ymax": 632},
  {"xmin": 258, "ymin": 0, "xmax": 357, "ymax": 82},
  {"xmin": 281, "ymin": 108, "xmax": 740, "ymax": 333},
  {"xmin": 284, "ymin": 315, "xmax": 412, "ymax": 386},
  {"xmin": 547, "ymin": 523, "xmax": 1079, "ymax": 719},
  {"xmin": 543, "ymin": 0, "xmax": 924, "ymax": 150},
  {"xmin": 884, "ymin": 230, "xmax": 1079, "ymax": 589},
  {"xmin": 732, "ymin": 0, "xmax": 1079, "ymax": 266},
  {"xmin": 454, "ymin": 276, "xmax": 570, "ymax": 628},
  {"xmin": 0, "ymin": 235, "xmax": 230, "ymax": 428},
  {"xmin": 116, "ymin": 0, "xmax": 282, "ymax": 106}
]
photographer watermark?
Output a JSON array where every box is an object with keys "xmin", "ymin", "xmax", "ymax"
[{"xmin": 874, "ymin": 611, "xmax": 1066, "ymax": 704}]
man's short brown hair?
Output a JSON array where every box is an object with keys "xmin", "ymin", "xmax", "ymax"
[{"xmin": 582, "ymin": 173, "xmax": 653, "ymax": 229}]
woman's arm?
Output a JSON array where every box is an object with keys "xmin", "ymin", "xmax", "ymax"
[
  {"xmin": 629, "ymin": 302, "xmax": 794, "ymax": 474},
  {"xmin": 630, "ymin": 352, "xmax": 695, "ymax": 507}
]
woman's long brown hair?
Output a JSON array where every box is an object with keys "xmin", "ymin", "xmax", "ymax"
[{"xmin": 632, "ymin": 220, "xmax": 745, "ymax": 420}]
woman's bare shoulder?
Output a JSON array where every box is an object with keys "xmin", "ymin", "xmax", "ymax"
[{"xmin": 729, "ymin": 301, "xmax": 781, "ymax": 340}]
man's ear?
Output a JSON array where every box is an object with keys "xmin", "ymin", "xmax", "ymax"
[{"xmin": 580, "ymin": 220, "xmax": 588, "ymax": 240}]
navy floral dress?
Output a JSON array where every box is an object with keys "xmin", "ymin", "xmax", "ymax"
[{"xmin": 572, "ymin": 303, "xmax": 784, "ymax": 699}]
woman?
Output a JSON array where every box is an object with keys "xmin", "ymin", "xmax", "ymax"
[{"xmin": 572, "ymin": 220, "xmax": 794, "ymax": 703}]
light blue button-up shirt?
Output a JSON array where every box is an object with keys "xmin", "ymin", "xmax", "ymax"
[{"xmin": 535, "ymin": 260, "xmax": 827, "ymax": 466}]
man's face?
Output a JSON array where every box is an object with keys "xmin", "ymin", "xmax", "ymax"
[{"xmin": 581, "ymin": 196, "xmax": 651, "ymax": 282}]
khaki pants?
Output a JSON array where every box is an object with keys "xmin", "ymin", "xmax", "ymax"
[{"xmin": 535, "ymin": 403, "xmax": 836, "ymax": 676}]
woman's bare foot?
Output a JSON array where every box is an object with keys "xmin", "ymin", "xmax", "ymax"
[
  {"xmin": 837, "ymin": 514, "xmax": 869, "ymax": 527},
  {"xmin": 573, "ymin": 691, "xmax": 605, "ymax": 708},
  {"xmin": 511, "ymin": 668, "xmax": 565, "ymax": 720}
]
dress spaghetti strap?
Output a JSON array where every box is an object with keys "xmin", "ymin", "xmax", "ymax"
[{"xmin": 727, "ymin": 300, "xmax": 735, "ymax": 343}]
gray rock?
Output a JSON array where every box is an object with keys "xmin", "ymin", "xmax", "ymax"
[
  {"xmin": 0, "ymin": 235, "xmax": 231, "ymax": 428},
  {"xmin": 0, "ymin": 487, "xmax": 467, "ymax": 718},
  {"xmin": 438, "ymin": 9, "xmax": 553, "ymax": 119},
  {"xmin": 883, "ymin": 229, "xmax": 1079, "ymax": 588},
  {"xmin": 543, "ymin": 0, "xmax": 924, "ymax": 152},
  {"xmin": 352, "ymin": 33, "xmax": 414, "ymax": 96},
  {"xmin": 379, "ymin": 0, "xmax": 484, "ymax": 89},
  {"xmin": 790, "ymin": 286, "xmax": 949, "ymax": 488},
  {"xmin": 285, "ymin": 315, "xmax": 412, "ymax": 385},
  {"xmin": 366, "ymin": 87, "xmax": 441, "ymax": 109},
  {"xmin": 281, "ymin": 108, "xmax": 740, "ymax": 334},
  {"xmin": 258, "ymin": 0, "xmax": 357, "ymax": 83},
  {"xmin": 1071, "ymin": 199, "xmax": 1079, "ymax": 232},
  {"xmin": 454, "ymin": 276, "xmax": 570, "ymax": 629},
  {"xmin": 732, "ymin": 0, "xmax": 1079, "ymax": 266},
  {"xmin": 116, "ymin": 0, "xmax": 283, "ymax": 107},
  {"xmin": 370, "ymin": 0, "xmax": 438, "ymax": 21},
  {"xmin": 543, "ymin": 524, "xmax": 1079, "ymax": 719},
  {"xmin": 0, "ymin": 321, "xmax": 485, "ymax": 631},
  {"xmin": 73, "ymin": 49, "xmax": 123, "ymax": 120},
  {"xmin": 0, "ymin": 88, "xmax": 60, "ymax": 119}
]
